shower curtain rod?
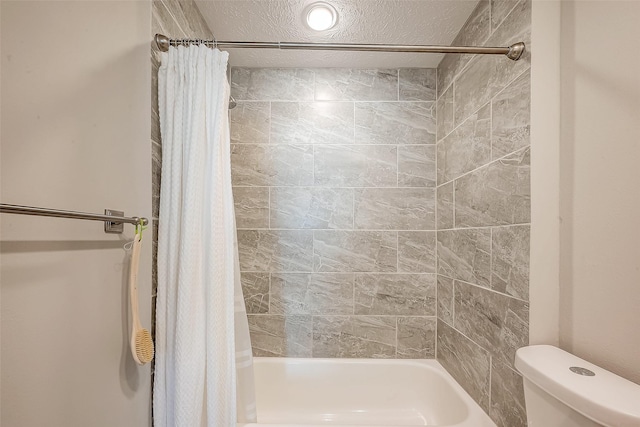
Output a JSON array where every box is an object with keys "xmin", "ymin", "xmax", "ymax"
[{"xmin": 155, "ymin": 34, "xmax": 526, "ymax": 61}]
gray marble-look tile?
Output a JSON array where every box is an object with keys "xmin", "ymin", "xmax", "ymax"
[
  {"xmin": 437, "ymin": 104, "xmax": 491, "ymax": 184},
  {"xmin": 399, "ymin": 69, "xmax": 437, "ymax": 101},
  {"xmin": 157, "ymin": 0, "xmax": 213, "ymax": 39},
  {"xmin": 454, "ymin": 280, "xmax": 529, "ymax": 368},
  {"xmin": 437, "ymin": 320, "xmax": 491, "ymax": 411},
  {"xmin": 398, "ymin": 231, "xmax": 436, "ymax": 273},
  {"xmin": 153, "ymin": 0, "xmax": 188, "ymax": 39},
  {"xmin": 152, "ymin": 219, "xmax": 159, "ymax": 295},
  {"xmin": 233, "ymin": 187, "xmax": 269, "ymax": 229},
  {"xmin": 455, "ymin": 147, "xmax": 530, "ymax": 227},
  {"xmin": 313, "ymin": 230, "xmax": 397, "ymax": 272},
  {"xmin": 314, "ymin": 145, "xmax": 397, "ymax": 187},
  {"xmin": 354, "ymin": 188, "xmax": 435, "ymax": 230},
  {"xmin": 437, "ymin": 0, "xmax": 491, "ymax": 97},
  {"xmin": 271, "ymin": 101, "xmax": 354, "ymax": 145},
  {"xmin": 270, "ymin": 187, "xmax": 353, "ymax": 230},
  {"xmin": 315, "ymin": 68, "xmax": 398, "ymax": 101},
  {"xmin": 153, "ymin": 196, "xmax": 160, "ymax": 221},
  {"xmin": 237, "ymin": 230, "xmax": 314, "ymax": 272},
  {"xmin": 231, "ymin": 68, "xmax": 315, "ymax": 101},
  {"xmin": 492, "ymin": 69, "xmax": 530, "ymax": 159},
  {"xmin": 437, "ymin": 182, "xmax": 454, "ymax": 230},
  {"xmin": 437, "ymin": 275, "xmax": 454, "ymax": 325},
  {"xmin": 152, "ymin": 140, "xmax": 162, "ymax": 204},
  {"xmin": 397, "ymin": 317, "xmax": 436, "ymax": 359},
  {"xmin": 354, "ymin": 273, "xmax": 436, "ymax": 316},
  {"xmin": 230, "ymin": 101, "xmax": 270, "ymax": 144},
  {"xmin": 436, "ymin": 84, "xmax": 454, "ymax": 141},
  {"xmin": 151, "ymin": 54, "xmax": 161, "ymax": 144},
  {"xmin": 490, "ymin": 360, "xmax": 528, "ymax": 427},
  {"xmin": 491, "ymin": 225, "xmax": 530, "ymax": 300},
  {"xmin": 491, "ymin": 0, "xmax": 525, "ymax": 31},
  {"xmin": 270, "ymin": 273, "xmax": 353, "ymax": 315},
  {"xmin": 398, "ymin": 145, "xmax": 436, "ymax": 188},
  {"xmin": 231, "ymin": 144, "xmax": 314, "ymax": 187},
  {"xmin": 248, "ymin": 315, "xmax": 312, "ymax": 357},
  {"xmin": 355, "ymin": 102, "xmax": 436, "ymax": 145},
  {"xmin": 177, "ymin": 0, "xmax": 214, "ymax": 38},
  {"xmin": 312, "ymin": 316, "xmax": 396, "ymax": 358},
  {"xmin": 454, "ymin": 0, "xmax": 531, "ymax": 125},
  {"xmin": 437, "ymin": 228, "xmax": 491, "ymax": 288},
  {"xmin": 241, "ymin": 272, "xmax": 269, "ymax": 314}
]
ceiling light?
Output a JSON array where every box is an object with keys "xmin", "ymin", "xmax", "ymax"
[{"xmin": 305, "ymin": 3, "xmax": 338, "ymax": 31}]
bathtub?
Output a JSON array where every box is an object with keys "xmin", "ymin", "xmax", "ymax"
[{"xmin": 238, "ymin": 358, "xmax": 496, "ymax": 427}]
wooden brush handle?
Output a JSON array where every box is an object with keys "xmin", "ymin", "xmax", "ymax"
[{"xmin": 129, "ymin": 233, "xmax": 143, "ymax": 331}]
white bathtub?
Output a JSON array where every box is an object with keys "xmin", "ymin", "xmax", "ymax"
[{"xmin": 238, "ymin": 358, "xmax": 496, "ymax": 427}]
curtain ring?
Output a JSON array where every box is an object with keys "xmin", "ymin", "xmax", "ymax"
[{"xmin": 213, "ymin": 35, "xmax": 218, "ymax": 49}]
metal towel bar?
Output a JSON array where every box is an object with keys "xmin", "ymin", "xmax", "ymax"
[{"xmin": 0, "ymin": 203, "xmax": 148, "ymax": 234}]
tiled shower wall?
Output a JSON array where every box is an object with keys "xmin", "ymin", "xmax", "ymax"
[
  {"xmin": 230, "ymin": 68, "xmax": 439, "ymax": 358},
  {"xmin": 435, "ymin": 1, "xmax": 531, "ymax": 427}
]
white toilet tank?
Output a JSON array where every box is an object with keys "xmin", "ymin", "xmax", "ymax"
[{"xmin": 515, "ymin": 345, "xmax": 640, "ymax": 427}]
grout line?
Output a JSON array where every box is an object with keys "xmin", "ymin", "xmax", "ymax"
[
  {"xmin": 451, "ymin": 278, "xmax": 456, "ymax": 330},
  {"xmin": 396, "ymin": 144, "xmax": 400, "ymax": 187},
  {"xmin": 232, "ymin": 185, "xmax": 437, "ymax": 189},
  {"xmin": 488, "ymin": 354, "xmax": 493, "ymax": 409},
  {"xmin": 231, "ymin": 99, "xmax": 432, "ymax": 104},
  {"xmin": 436, "ymin": 145, "xmax": 530, "ymax": 189},
  {"xmin": 452, "ymin": 79, "xmax": 456, "ymax": 134},
  {"xmin": 352, "ymin": 101, "xmax": 357, "ymax": 144},
  {"xmin": 489, "ymin": 227, "xmax": 493, "ymax": 289},
  {"xmin": 452, "ymin": 179, "xmax": 456, "ymax": 228},
  {"xmin": 492, "ymin": 0, "xmax": 522, "ymax": 33},
  {"xmin": 240, "ymin": 271, "xmax": 437, "ymax": 276},
  {"xmin": 352, "ymin": 275, "xmax": 356, "ymax": 315},
  {"xmin": 489, "ymin": 99, "xmax": 494, "ymax": 161},
  {"xmin": 351, "ymin": 189, "xmax": 356, "ymax": 229},
  {"xmin": 230, "ymin": 142, "xmax": 436, "ymax": 147},
  {"xmin": 235, "ymin": 223, "xmax": 530, "ymax": 232},
  {"xmin": 439, "ymin": 274, "xmax": 529, "ymax": 304},
  {"xmin": 491, "ymin": 65, "xmax": 531, "ymax": 105},
  {"xmin": 395, "ymin": 317, "xmax": 399, "ymax": 358},
  {"xmin": 268, "ymin": 101, "xmax": 272, "ymax": 145},
  {"xmin": 267, "ymin": 273, "xmax": 271, "ymax": 314},
  {"xmin": 268, "ymin": 187, "xmax": 271, "ymax": 229},
  {"xmin": 396, "ymin": 232, "xmax": 400, "ymax": 272},
  {"xmin": 247, "ymin": 313, "xmax": 438, "ymax": 318}
]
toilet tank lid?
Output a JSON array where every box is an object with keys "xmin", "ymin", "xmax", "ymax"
[{"xmin": 515, "ymin": 345, "xmax": 640, "ymax": 427}]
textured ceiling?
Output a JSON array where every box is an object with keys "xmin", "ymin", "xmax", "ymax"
[{"xmin": 195, "ymin": 0, "xmax": 481, "ymax": 68}]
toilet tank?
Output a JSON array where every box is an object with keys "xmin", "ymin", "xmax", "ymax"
[{"xmin": 515, "ymin": 345, "xmax": 640, "ymax": 427}]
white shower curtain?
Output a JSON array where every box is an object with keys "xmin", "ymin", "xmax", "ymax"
[{"xmin": 154, "ymin": 44, "xmax": 257, "ymax": 427}]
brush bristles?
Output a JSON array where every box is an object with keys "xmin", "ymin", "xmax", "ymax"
[{"xmin": 135, "ymin": 329, "xmax": 155, "ymax": 364}]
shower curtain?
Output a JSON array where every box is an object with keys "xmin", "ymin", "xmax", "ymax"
[{"xmin": 154, "ymin": 44, "xmax": 256, "ymax": 427}]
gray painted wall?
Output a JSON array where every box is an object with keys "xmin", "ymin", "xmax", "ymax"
[
  {"xmin": 1, "ymin": 1, "xmax": 152, "ymax": 425},
  {"xmin": 559, "ymin": 0, "xmax": 640, "ymax": 385}
]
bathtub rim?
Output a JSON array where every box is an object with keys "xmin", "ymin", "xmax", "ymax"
[{"xmin": 239, "ymin": 357, "xmax": 496, "ymax": 427}]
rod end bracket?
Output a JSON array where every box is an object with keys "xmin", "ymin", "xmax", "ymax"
[
  {"xmin": 507, "ymin": 42, "xmax": 525, "ymax": 61},
  {"xmin": 104, "ymin": 209, "xmax": 125, "ymax": 234},
  {"xmin": 155, "ymin": 34, "xmax": 170, "ymax": 52}
]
